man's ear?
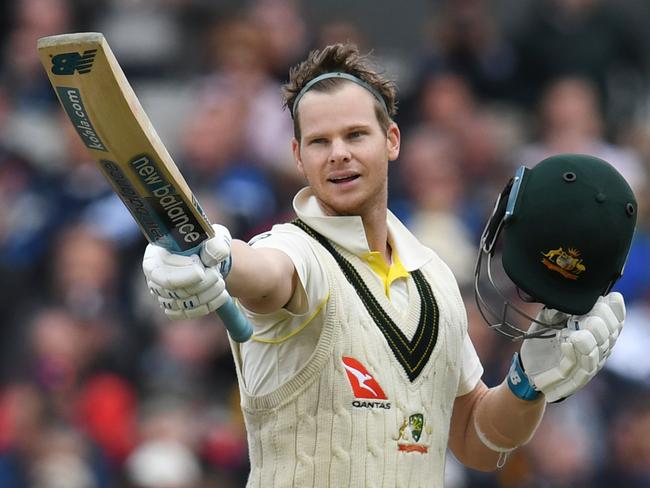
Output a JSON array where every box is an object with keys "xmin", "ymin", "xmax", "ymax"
[
  {"xmin": 386, "ymin": 123, "xmax": 401, "ymax": 161},
  {"xmin": 292, "ymin": 137, "xmax": 305, "ymax": 175}
]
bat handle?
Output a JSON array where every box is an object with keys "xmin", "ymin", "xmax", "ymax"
[{"xmin": 217, "ymin": 295, "xmax": 253, "ymax": 342}]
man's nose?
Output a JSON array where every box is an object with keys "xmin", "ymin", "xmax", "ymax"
[{"xmin": 329, "ymin": 138, "xmax": 351, "ymax": 163}]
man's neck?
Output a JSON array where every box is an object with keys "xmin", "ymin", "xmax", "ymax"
[{"xmin": 361, "ymin": 206, "xmax": 391, "ymax": 265}]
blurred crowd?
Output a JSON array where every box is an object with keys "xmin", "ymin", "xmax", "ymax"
[{"xmin": 0, "ymin": 0, "xmax": 649, "ymax": 487}]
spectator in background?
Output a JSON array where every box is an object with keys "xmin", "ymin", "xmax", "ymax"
[
  {"xmin": 49, "ymin": 112, "xmax": 125, "ymax": 232},
  {"xmin": 178, "ymin": 86, "xmax": 250, "ymax": 186},
  {"xmin": 248, "ymin": 0, "xmax": 311, "ymax": 82},
  {"xmin": 0, "ymin": 382, "xmax": 112, "ymax": 488},
  {"xmin": 0, "ymin": 0, "xmax": 73, "ymax": 109},
  {"xmin": 0, "ymin": 82, "xmax": 66, "ymax": 373},
  {"xmin": 190, "ymin": 11, "xmax": 301, "ymax": 235},
  {"xmin": 126, "ymin": 438, "xmax": 203, "ymax": 488},
  {"xmin": 419, "ymin": 0, "xmax": 518, "ymax": 102},
  {"xmin": 125, "ymin": 392, "xmax": 248, "ymax": 487},
  {"xmin": 125, "ymin": 397, "xmax": 204, "ymax": 488},
  {"xmin": 511, "ymin": 0, "xmax": 647, "ymax": 131},
  {"xmin": 464, "ymin": 295, "xmax": 517, "ymax": 388},
  {"xmin": 605, "ymin": 184, "xmax": 650, "ymax": 386},
  {"xmin": 139, "ymin": 315, "xmax": 236, "ymax": 402},
  {"xmin": 397, "ymin": 128, "xmax": 476, "ymax": 287},
  {"xmin": 610, "ymin": 166, "xmax": 650, "ymax": 305},
  {"xmin": 26, "ymin": 424, "xmax": 106, "ymax": 488},
  {"xmin": 404, "ymin": 69, "xmax": 521, "ymax": 236},
  {"xmin": 46, "ymin": 225, "xmax": 124, "ymax": 322},
  {"xmin": 92, "ymin": 0, "xmax": 184, "ymax": 79},
  {"xmin": 525, "ymin": 397, "xmax": 606, "ymax": 488},
  {"xmin": 0, "ymin": 306, "xmax": 136, "ymax": 487},
  {"xmin": 517, "ymin": 76, "xmax": 647, "ymax": 194},
  {"xmin": 597, "ymin": 397, "xmax": 650, "ymax": 487},
  {"xmin": 201, "ymin": 12, "xmax": 295, "ymax": 173},
  {"xmin": 0, "ymin": 84, "xmax": 59, "ymax": 274},
  {"xmin": 315, "ymin": 19, "xmax": 370, "ymax": 53},
  {"xmin": 421, "ymin": 71, "xmax": 518, "ymax": 182},
  {"xmin": 176, "ymin": 84, "xmax": 280, "ymax": 238}
]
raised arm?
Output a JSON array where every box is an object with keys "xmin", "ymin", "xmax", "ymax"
[{"xmin": 226, "ymin": 239, "xmax": 299, "ymax": 313}]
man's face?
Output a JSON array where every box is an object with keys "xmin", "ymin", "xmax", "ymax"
[{"xmin": 292, "ymin": 82, "xmax": 400, "ymax": 217}]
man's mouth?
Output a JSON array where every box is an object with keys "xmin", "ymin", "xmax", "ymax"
[{"xmin": 329, "ymin": 174, "xmax": 360, "ymax": 184}]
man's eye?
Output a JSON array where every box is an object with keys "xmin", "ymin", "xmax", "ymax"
[
  {"xmin": 349, "ymin": 131, "xmax": 364, "ymax": 139},
  {"xmin": 310, "ymin": 138, "xmax": 327, "ymax": 145}
]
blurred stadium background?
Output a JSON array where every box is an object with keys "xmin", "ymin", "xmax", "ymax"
[{"xmin": 0, "ymin": 0, "xmax": 649, "ymax": 486}]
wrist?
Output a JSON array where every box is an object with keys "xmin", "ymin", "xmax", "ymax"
[{"xmin": 506, "ymin": 353, "xmax": 541, "ymax": 401}]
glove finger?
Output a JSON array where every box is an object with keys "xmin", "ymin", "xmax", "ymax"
[
  {"xmin": 155, "ymin": 269, "xmax": 224, "ymax": 299},
  {"xmin": 159, "ymin": 252, "xmax": 200, "ymax": 267},
  {"xmin": 570, "ymin": 330, "xmax": 597, "ymax": 356},
  {"xmin": 603, "ymin": 292, "xmax": 625, "ymax": 323},
  {"xmin": 590, "ymin": 302, "xmax": 619, "ymax": 335},
  {"xmin": 201, "ymin": 224, "xmax": 232, "ymax": 267},
  {"xmin": 572, "ymin": 362, "xmax": 594, "ymax": 387},
  {"xmin": 575, "ymin": 339, "xmax": 599, "ymax": 374},
  {"xmin": 149, "ymin": 282, "xmax": 161, "ymax": 297},
  {"xmin": 599, "ymin": 298, "xmax": 624, "ymax": 348},
  {"xmin": 546, "ymin": 377, "xmax": 582, "ymax": 403},
  {"xmin": 207, "ymin": 291, "xmax": 230, "ymax": 312},
  {"xmin": 579, "ymin": 316, "xmax": 610, "ymax": 354},
  {"xmin": 150, "ymin": 258, "xmax": 206, "ymax": 289},
  {"xmin": 545, "ymin": 381, "xmax": 572, "ymax": 403},
  {"xmin": 183, "ymin": 268, "xmax": 224, "ymax": 296},
  {"xmin": 543, "ymin": 387, "xmax": 565, "ymax": 403},
  {"xmin": 158, "ymin": 296, "xmax": 181, "ymax": 311},
  {"xmin": 165, "ymin": 308, "xmax": 187, "ymax": 320},
  {"xmin": 177, "ymin": 283, "xmax": 224, "ymax": 311},
  {"xmin": 149, "ymin": 281, "xmax": 190, "ymax": 300},
  {"xmin": 533, "ymin": 369, "xmax": 563, "ymax": 391},
  {"xmin": 184, "ymin": 303, "xmax": 210, "ymax": 319},
  {"xmin": 143, "ymin": 244, "xmax": 166, "ymax": 277},
  {"xmin": 196, "ymin": 279, "xmax": 226, "ymax": 304}
]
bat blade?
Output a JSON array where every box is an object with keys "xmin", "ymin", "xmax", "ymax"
[{"xmin": 37, "ymin": 32, "xmax": 252, "ymax": 342}]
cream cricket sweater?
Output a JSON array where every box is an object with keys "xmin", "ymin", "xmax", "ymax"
[{"xmin": 230, "ymin": 223, "xmax": 469, "ymax": 488}]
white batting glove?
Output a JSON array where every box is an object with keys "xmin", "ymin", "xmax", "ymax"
[
  {"xmin": 142, "ymin": 225, "xmax": 232, "ymax": 320},
  {"xmin": 516, "ymin": 292, "xmax": 625, "ymax": 403}
]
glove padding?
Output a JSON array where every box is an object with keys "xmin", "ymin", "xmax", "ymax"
[
  {"xmin": 520, "ymin": 292, "xmax": 625, "ymax": 403},
  {"xmin": 142, "ymin": 225, "xmax": 232, "ymax": 320}
]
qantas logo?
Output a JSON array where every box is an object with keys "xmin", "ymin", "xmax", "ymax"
[{"xmin": 342, "ymin": 357, "xmax": 390, "ymax": 409}]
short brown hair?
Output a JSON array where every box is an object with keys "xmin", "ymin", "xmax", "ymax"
[{"xmin": 282, "ymin": 43, "xmax": 398, "ymax": 140}]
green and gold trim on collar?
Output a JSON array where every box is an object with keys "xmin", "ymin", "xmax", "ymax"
[{"xmin": 292, "ymin": 219, "xmax": 439, "ymax": 382}]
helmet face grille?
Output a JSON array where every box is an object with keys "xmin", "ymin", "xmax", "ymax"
[{"xmin": 474, "ymin": 245, "xmax": 565, "ymax": 341}]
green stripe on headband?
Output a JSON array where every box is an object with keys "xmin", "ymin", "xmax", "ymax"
[{"xmin": 291, "ymin": 72, "xmax": 388, "ymax": 118}]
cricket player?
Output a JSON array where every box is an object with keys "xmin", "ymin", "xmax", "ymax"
[{"xmin": 142, "ymin": 44, "xmax": 632, "ymax": 487}]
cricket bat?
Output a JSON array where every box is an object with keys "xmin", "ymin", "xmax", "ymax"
[{"xmin": 37, "ymin": 32, "xmax": 253, "ymax": 342}]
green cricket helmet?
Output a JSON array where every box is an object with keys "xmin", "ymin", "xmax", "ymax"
[{"xmin": 474, "ymin": 154, "xmax": 637, "ymax": 340}]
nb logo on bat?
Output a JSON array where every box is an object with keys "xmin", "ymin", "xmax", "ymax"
[{"xmin": 50, "ymin": 49, "xmax": 97, "ymax": 75}]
